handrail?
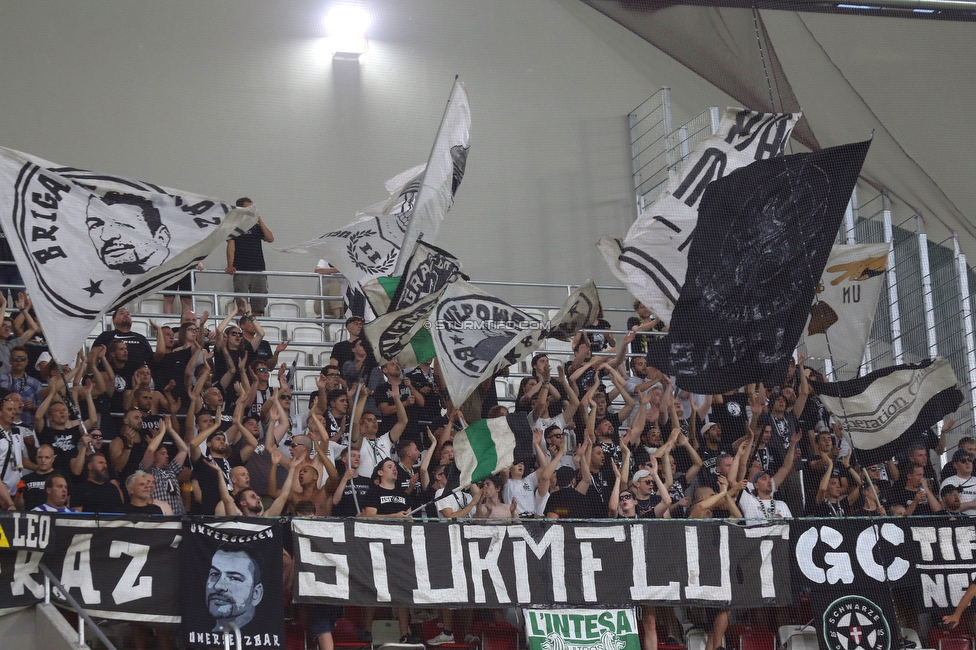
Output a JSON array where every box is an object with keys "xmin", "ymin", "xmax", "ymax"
[
  {"xmin": 40, "ymin": 562, "xmax": 118, "ymax": 650},
  {"xmin": 223, "ymin": 622, "xmax": 243, "ymax": 650}
]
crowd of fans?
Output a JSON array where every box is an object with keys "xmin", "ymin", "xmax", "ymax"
[{"xmin": 0, "ymin": 256, "xmax": 964, "ymax": 649}]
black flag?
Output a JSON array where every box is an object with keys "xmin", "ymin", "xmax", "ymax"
[{"xmin": 647, "ymin": 140, "xmax": 871, "ymax": 393}]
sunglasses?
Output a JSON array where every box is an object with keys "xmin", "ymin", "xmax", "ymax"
[
  {"xmin": 619, "ymin": 493, "xmax": 635, "ymax": 501},
  {"xmin": 280, "ymin": 395, "xmax": 293, "ymax": 400},
  {"xmin": 228, "ymin": 331, "xmax": 243, "ymax": 337},
  {"xmin": 10, "ymin": 356, "xmax": 27, "ymax": 361},
  {"xmin": 257, "ymin": 367, "xmax": 270, "ymax": 372},
  {"xmin": 958, "ymin": 458, "xmax": 974, "ymax": 464},
  {"xmin": 90, "ymin": 434, "xmax": 103, "ymax": 439},
  {"xmin": 289, "ymin": 442, "xmax": 303, "ymax": 448}
]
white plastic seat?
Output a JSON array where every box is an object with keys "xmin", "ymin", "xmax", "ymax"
[
  {"xmin": 779, "ymin": 625, "xmax": 817, "ymax": 650},
  {"xmin": 192, "ymin": 295, "xmax": 215, "ymax": 316},
  {"xmin": 128, "ymin": 318, "xmax": 151, "ymax": 337},
  {"xmin": 299, "ymin": 371, "xmax": 321, "ymax": 392},
  {"xmin": 267, "ymin": 299, "xmax": 302, "ymax": 319},
  {"xmin": 290, "ymin": 324, "xmax": 326, "ymax": 343},
  {"xmin": 685, "ymin": 629, "xmax": 707, "ymax": 650},
  {"xmin": 139, "ymin": 298, "xmax": 164, "ymax": 314}
]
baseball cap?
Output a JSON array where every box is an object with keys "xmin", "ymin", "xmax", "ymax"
[
  {"xmin": 632, "ymin": 469, "xmax": 651, "ymax": 483},
  {"xmin": 953, "ymin": 449, "xmax": 972, "ymax": 462},
  {"xmin": 751, "ymin": 470, "xmax": 768, "ymax": 485},
  {"xmin": 700, "ymin": 422, "xmax": 719, "ymax": 435}
]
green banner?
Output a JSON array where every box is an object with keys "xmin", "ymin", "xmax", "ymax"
[{"xmin": 524, "ymin": 608, "xmax": 640, "ymax": 650}]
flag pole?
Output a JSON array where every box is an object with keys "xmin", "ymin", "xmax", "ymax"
[{"xmin": 393, "ymin": 75, "xmax": 461, "ymax": 275}]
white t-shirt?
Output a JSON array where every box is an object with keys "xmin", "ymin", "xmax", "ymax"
[
  {"xmin": 0, "ymin": 428, "xmax": 27, "ymax": 494},
  {"xmin": 941, "ymin": 475, "xmax": 976, "ymax": 515},
  {"xmin": 503, "ymin": 472, "xmax": 545, "ymax": 517},
  {"xmin": 739, "ymin": 489, "xmax": 792, "ymax": 525},
  {"xmin": 356, "ymin": 433, "xmax": 395, "ymax": 478},
  {"xmin": 435, "ymin": 488, "xmax": 473, "ymax": 519}
]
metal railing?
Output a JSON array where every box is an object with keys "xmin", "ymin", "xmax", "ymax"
[{"xmin": 41, "ymin": 562, "xmax": 117, "ymax": 650}]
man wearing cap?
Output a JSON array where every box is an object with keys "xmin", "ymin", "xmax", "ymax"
[
  {"xmin": 739, "ymin": 468, "xmax": 793, "ymax": 524},
  {"xmin": 942, "ymin": 438, "xmax": 976, "ymax": 482},
  {"xmin": 940, "ymin": 449, "xmax": 976, "ymax": 516},
  {"xmin": 695, "ymin": 422, "xmax": 728, "ymax": 482},
  {"xmin": 630, "ymin": 460, "xmax": 671, "ymax": 518},
  {"xmin": 933, "ymin": 484, "xmax": 964, "ymax": 518}
]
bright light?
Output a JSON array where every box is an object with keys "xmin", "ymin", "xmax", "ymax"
[{"xmin": 324, "ymin": 4, "xmax": 370, "ymax": 56}]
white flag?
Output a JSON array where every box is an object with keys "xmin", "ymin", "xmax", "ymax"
[
  {"xmin": 805, "ymin": 243, "xmax": 890, "ymax": 370},
  {"xmin": 0, "ymin": 147, "xmax": 256, "ymax": 364},
  {"xmin": 282, "ymin": 79, "xmax": 470, "ymax": 287},
  {"xmin": 432, "ymin": 280, "xmax": 600, "ymax": 406},
  {"xmin": 597, "ymin": 108, "xmax": 800, "ymax": 324},
  {"xmin": 394, "ymin": 80, "xmax": 470, "ymax": 273}
]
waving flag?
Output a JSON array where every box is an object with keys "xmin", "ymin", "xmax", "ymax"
[
  {"xmin": 646, "ymin": 140, "xmax": 871, "ymax": 394},
  {"xmin": 804, "ymin": 242, "xmax": 890, "ymax": 371},
  {"xmin": 597, "ymin": 109, "xmax": 800, "ymax": 324},
  {"xmin": 433, "ymin": 280, "xmax": 599, "ymax": 406},
  {"xmin": 0, "ymin": 147, "xmax": 255, "ymax": 364},
  {"xmin": 811, "ymin": 358, "xmax": 963, "ymax": 466},
  {"xmin": 282, "ymin": 79, "xmax": 470, "ymax": 292},
  {"xmin": 363, "ymin": 242, "xmax": 462, "ymax": 366}
]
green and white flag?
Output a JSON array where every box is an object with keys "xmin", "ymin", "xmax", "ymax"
[
  {"xmin": 524, "ymin": 608, "xmax": 640, "ymax": 650},
  {"xmin": 453, "ymin": 416, "xmax": 518, "ymax": 487},
  {"xmin": 363, "ymin": 241, "xmax": 462, "ymax": 366}
]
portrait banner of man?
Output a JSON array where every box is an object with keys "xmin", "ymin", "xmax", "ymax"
[
  {"xmin": 0, "ymin": 146, "xmax": 257, "ymax": 364},
  {"xmin": 180, "ymin": 520, "xmax": 284, "ymax": 649}
]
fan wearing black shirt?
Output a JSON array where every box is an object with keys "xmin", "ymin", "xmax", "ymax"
[
  {"xmin": 122, "ymin": 471, "xmax": 163, "ymax": 516},
  {"xmin": 331, "ymin": 447, "xmax": 371, "ymax": 517},
  {"xmin": 17, "ymin": 444, "xmax": 57, "ymax": 511},
  {"xmin": 73, "ymin": 453, "xmax": 124, "ymax": 513},
  {"xmin": 188, "ymin": 411, "xmax": 258, "ymax": 515},
  {"xmin": 91, "ymin": 307, "xmax": 154, "ymax": 381},
  {"xmin": 806, "ymin": 453, "xmax": 861, "ymax": 518},
  {"xmin": 360, "ymin": 459, "xmax": 410, "ymax": 517},
  {"xmin": 34, "ymin": 380, "xmax": 97, "ymax": 478}
]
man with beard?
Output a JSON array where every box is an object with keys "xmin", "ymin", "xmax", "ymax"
[
  {"xmin": 92, "ymin": 307, "xmax": 153, "ymax": 379},
  {"xmin": 73, "ymin": 453, "xmax": 123, "ymax": 513},
  {"xmin": 206, "ymin": 449, "xmax": 296, "ymax": 518},
  {"xmin": 205, "ymin": 546, "xmax": 265, "ymax": 633}
]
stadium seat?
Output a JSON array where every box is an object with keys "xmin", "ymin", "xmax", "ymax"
[
  {"xmin": 129, "ymin": 318, "xmax": 151, "ymax": 337},
  {"xmin": 261, "ymin": 323, "xmax": 282, "ymax": 343},
  {"xmin": 495, "ymin": 377, "xmax": 511, "ymax": 399},
  {"xmin": 779, "ymin": 626, "xmax": 817, "ymax": 650},
  {"xmin": 192, "ymin": 295, "xmax": 215, "ymax": 316},
  {"xmin": 940, "ymin": 639, "xmax": 974, "ymax": 650},
  {"xmin": 268, "ymin": 299, "xmax": 302, "ymax": 319},
  {"xmin": 930, "ymin": 630, "xmax": 975, "ymax": 650},
  {"xmin": 420, "ymin": 620, "xmax": 477, "ymax": 650},
  {"xmin": 334, "ymin": 619, "xmax": 371, "ymax": 650},
  {"xmin": 900, "ymin": 628, "xmax": 921, "ymax": 650},
  {"xmin": 684, "ymin": 629, "xmax": 707, "ymax": 650},
  {"xmin": 290, "ymin": 324, "xmax": 326, "ymax": 343},
  {"xmin": 732, "ymin": 626, "xmax": 776, "ymax": 650},
  {"xmin": 300, "ymin": 371, "xmax": 321, "ymax": 392},
  {"xmin": 218, "ymin": 295, "xmax": 236, "ymax": 315},
  {"xmin": 139, "ymin": 297, "xmax": 164, "ymax": 314}
]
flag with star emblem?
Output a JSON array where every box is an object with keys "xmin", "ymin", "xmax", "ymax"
[
  {"xmin": 0, "ymin": 146, "xmax": 256, "ymax": 365},
  {"xmin": 432, "ymin": 279, "xmax": 600, "ymax": 406}
]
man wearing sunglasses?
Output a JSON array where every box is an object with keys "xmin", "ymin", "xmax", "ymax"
[
  {"xmin": 940, "ymin": 449, "xmax": 976, "ymax": 516},
  {"xmin": 0, "ymin": 346, "xmax": 41, "ymax": 429}
]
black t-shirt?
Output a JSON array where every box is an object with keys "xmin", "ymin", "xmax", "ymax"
[
  {"xmin": 73, "ymin": 480, "xmax": 124, "ymax": 514},
  {"xmin": 635, "ymin": 494, "xmax": 664, "ymax": 518},
  {"xmin": 92, "ymin": 330, "xmax": 153, "ymax": 381},
  {"xmin": 332, "ymin": 476, "xmax": 372, "ymax": 518},
  {"xmin": 544, "ymin": 485, "xmax": 605, "ymax": 519},
  {"xmin": 231, "ymin": 223, "xmax": 266, "ymax": 272},
  {"xmin": 375, "ymin": 382, "xmax": 411, "ymax": 436},
  {"xmin": 710, "ymin": 394, "xmax": 750, "ymax": 449},
  {"xmin": 37, "ymin": 426, "xmax": 81, "ymax": 477},
  {"xmin": 18, "ymin": 469, "xmax": 55, "ymax": 512},
  {"xmin": 806, "ymin": 496, "xmax": 854, "ymax": 518},
  {"xmin": 361, "ymin": 483, "xmax": 408, "ymax": 515},
  {"xmin": 121, "ymin": 502, "xmax": 163, "ymax": 516},
  {"xmin": 584, "ymin": 319, "xmax": 613, "ymax": 354},
  {"xmin": 192, "ymin": 451, "xmax": 244, "ymax": 515},
  {"xmin": 148, "ymin": 348, "xmax": 195, "ymax": 406}
]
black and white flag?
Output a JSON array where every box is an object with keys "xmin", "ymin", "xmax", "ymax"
[
  {"xmin": 283, "ymin": 80, "xmax": 470, "ymax": 292},
  {"xmin": 0, "ymin": 147, "xmax": 256, "ymax": 363},
  {"xmin": 597, "ymin": 109, "xmax": 800, "ymax": 325},
  {"xmin": 363, "ymin": 241, "xmax": 463, "ymax": 364},
  {"xmin": 811, "ymin": 357, "xmax": 963, "ymax": 466},
  {"xmin": 646, "ymin": 140, "xmax": 871, "ymax": 394},
  {"xmin": 432, "ymin": 280, "xmax": 599, "ymax": 406},
  {"xmin": 180, "ymin": 519, "xmax": 284, "ymax": 649}
]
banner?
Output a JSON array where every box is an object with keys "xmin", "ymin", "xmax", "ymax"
[
  {"xmin": 292, "ymin": 519, "xmax": 793, "ymax": 608},
  {"xmin": 597, "ymin": 108, "xmax": 800, "ymax": 325},
  {"xmin": 44, "ymin": 516, "xmax": 182, "ymax": 622},
  {"xmin": 431, "ymin": 280, "xmax": 599, "ymax": 406},
  {"xmin": 180, "ymin": 519, "xmax": 284, "ymax": 648},
  {"xmin": 0, "ymin": 512, "xmax": 56, "ymax": 615},
  {"xmin": 0, "ymin": 147, "xmax": 256, "ymax": 364},
  {"xmin": 646, "ymin": 140, "xmax": 871, "ymax": 394},
  {"xmin": 524, "ymin": 608, "xmax": 640, "ymax": 650},
  {"xmin": 811, "ymin": 357, "xmax": 963, "ymax": 466},
  {"xmin": 805, "ymin": 243, "xmax": 890, "ymax": 372}
]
